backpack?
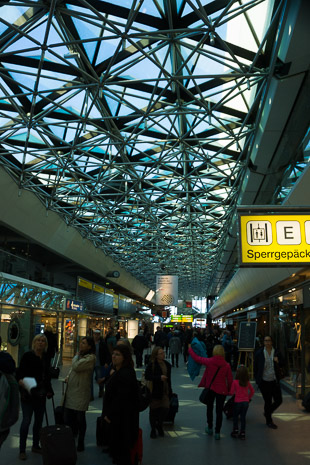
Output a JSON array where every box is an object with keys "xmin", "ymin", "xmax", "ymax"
[{"xmin": 0, "ymin": 371, "xmax": 20, "ymax": 431}]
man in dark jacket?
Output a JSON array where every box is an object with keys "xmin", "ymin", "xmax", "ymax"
[
  {"xmin": 131, "ymin": 331, "xmax": 148, "ymax": 368},
  {"xmin": 254, "ymin": 334, "xmax": 284, "ymax": 429},
  {"xmin": 44, "ymin": 325, "xmax": 58, "ymax": 367},
  {"xmin": 92, "ymin": 330, "xmax": 111, "ymax": 398},
  {"xmin": 154, "ymin": 327, "xmax": 168, "ymax": 349}
]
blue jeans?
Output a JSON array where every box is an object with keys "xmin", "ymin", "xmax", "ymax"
[
  {"xmin": 233, "ymin": 401, "xmax": 249, "ymax": 432},
  {"xmin": 92, "ymin": 366, "xmax": 107, "ymax": 397},
  {"xmin": 19, "ymin": 398, "xmax": 46, "ymax": 452}
]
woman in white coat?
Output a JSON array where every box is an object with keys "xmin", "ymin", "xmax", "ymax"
[{"xmin": 64, "ymin": 337, "xmax": 96, "ymax": 452}]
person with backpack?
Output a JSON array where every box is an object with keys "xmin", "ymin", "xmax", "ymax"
[{"xmin": 0, "ymin": 336, "xmax": 17, "ymax": 450}]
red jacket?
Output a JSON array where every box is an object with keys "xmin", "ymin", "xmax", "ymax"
[{"xmin": 189, "ymin": 347, "xmax": 233, "ymax": 395}]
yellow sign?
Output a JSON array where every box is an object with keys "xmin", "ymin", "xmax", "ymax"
[
  {"xmin": 78, "ymin": 277, "xmax": 92, "ymax": 289},
  {"xmin": 171, "ymin": 315, "xmax": 193, "ymax": 322},
  {"xmin": 93, "ymin": 284, "xmax": 105, "ymax": 294},
  {"xmin": 239, "ymin": 214, "xmax": 310, "ymax": 265}
]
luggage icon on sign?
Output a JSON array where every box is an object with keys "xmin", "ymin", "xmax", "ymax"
[{"xmin": 246, "ymin": 221, "xmax": 272, "ymax": 245}]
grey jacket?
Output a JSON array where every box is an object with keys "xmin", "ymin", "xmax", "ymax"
[{"xmin": 169, "ymin": 336, "xmax": 182, "ymax": 354}]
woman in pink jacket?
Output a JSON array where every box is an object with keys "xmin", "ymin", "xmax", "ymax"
[{"xmin": 189, "ymin": 344, "xmax": 233, "ymax": 440}]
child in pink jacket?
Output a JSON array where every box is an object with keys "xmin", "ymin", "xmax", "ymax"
[{"xmin": 229, "ymin": 365, "xmax": 255, "ymax": 440}]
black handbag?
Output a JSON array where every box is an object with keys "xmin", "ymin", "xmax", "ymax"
[
  {"xmin": 199, "ymin": 388, "xmax": 211, "ymax": 405},
  {"xmin": 223, "ymin": 394, "xmax": 235, "ymax": 419},
  {"xmin": 199, "ymin": 367, "xmax": 220, "ymax": 405},
  {"xmin": 137, "ymin": 380, "xmax": 152, "ymax": 412}
]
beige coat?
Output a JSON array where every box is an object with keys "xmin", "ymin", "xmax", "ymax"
[{"xmin": 64, "ymin": 353, "xmax": 96, "ymax": 411}]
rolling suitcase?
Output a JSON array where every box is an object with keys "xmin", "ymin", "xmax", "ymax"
[
  {"xmin": 302, "ymin": 392, "xmax": 310, "ymax": 412},
  {"xmin": 165, "ymin": 393, "xmax": 179, "ymax": 424},
  {"xmin": 130, "ymin": 427, "xmax": 143, "ymax": 465},
  {"xmin": 40, "ymin": 409, "xmax": 77, "ymax": 465}
]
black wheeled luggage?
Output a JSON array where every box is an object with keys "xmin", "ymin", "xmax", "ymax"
[
  {"xmin": 165, "ymin": 393, "xmax": 179, "ymax": 424},
  {"xmin": 40, "ymin": 424, "xmax": 77, "ymax": 465},
  {"xmin": 40, "ymin": 407, "xmax": 77, "ymax": 465},
  {"xmin": 302, "ymin": 392, "xmax": 310, "ymax": 412}
]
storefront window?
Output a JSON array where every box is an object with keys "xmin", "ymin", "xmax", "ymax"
[{"xmin": 271, "ymin": 289, "xmax": 304, "ymax": 397}]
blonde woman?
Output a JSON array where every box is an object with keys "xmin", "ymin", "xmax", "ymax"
[
  {"xmin": 17, "ymin": 334, "xmax": 54, "ymax": 460},
  {"xmin": 188, "ymin": 344, "xmax": 233, "ymax": 440}
]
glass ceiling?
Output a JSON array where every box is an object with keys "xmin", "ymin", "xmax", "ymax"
[{"xmin": 0, "ymin": 0, "xmax": 295, "ymax": 299}]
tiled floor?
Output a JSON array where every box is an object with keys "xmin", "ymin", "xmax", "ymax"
[{"xmin": 2, "ymin": 357, "xmax": 310, "ymax": 465}]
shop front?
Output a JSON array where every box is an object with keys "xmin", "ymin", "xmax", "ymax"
[
  {"xmin": 268, "ymin": 286, "xmax": 310, "ymax": 399},
  {"xmin": 0, "ymin": 273, "xmax": 72, "ymax": 366}
]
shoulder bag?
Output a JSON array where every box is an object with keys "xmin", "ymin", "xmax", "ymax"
[{"xmin": 199, "ymin": 367, "xmax": 220, "ymax": 405}]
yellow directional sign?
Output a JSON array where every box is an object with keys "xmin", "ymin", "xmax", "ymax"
[
  {"xmin": 171, "ymin": 315, "xmax": 193, "ymax": 322},
  {"xmin": 239, "ymin": 213, "xmax": 310, "ymax": 266}
]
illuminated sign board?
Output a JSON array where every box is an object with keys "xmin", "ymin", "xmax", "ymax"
[
  {"xmin": 171, "ymin": 315, "xmax": 193, "ymax": 322},
  {"xmin": 64, "ymin": 299, "xmax": 84, "ymax": 312},
  {"xmin": 238, "ymin": 208, "xmax": 310, "ymax": 266}
]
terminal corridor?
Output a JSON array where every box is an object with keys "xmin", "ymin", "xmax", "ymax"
[{"xmin": 2, "ymin": 359, "xmax": 310, "ymax": 465}]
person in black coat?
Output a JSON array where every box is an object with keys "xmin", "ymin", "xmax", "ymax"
[
  {"xmin": 0, "ymin": 336, "xmax": 16, "ymax": 450},
  {"xmin": 17, "ymin": 334, "xmax": 53, "ymax": 460},
  {"xmin": 44, "ymin": 325, "xmax": 58, "ymax": 367},
  {"xmin": 102, "ymin": 343, "xmax": 139, "ymax": 465},
  {"xmin": 254, "ymin": 334, "xmax": 284, "ymax": 429},
  {"xmin": 131, "ymin": 330, "xmax": 148, "ymax": 368},
  {"xmin": 92, "ymin": 330, "xmax": 111, "ymax": 398},
  {"xmin": 145, "ymin": 346, "xmax": 172, "ymax": 439}
]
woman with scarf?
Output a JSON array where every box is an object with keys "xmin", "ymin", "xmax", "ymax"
[
  {"xmin": 64, "ymin": 336, "xmax": 96, "ymax": 452},
  {"xmin": 254, "ymin": 334, "xmax": 284, "ymax": 429},
  {"xmin": 145, "ymin": 346, "xmax": 172, "ymax": 439}
]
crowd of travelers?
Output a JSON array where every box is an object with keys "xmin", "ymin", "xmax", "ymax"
[{"xmin": 0, "ymin": 324, "xmax": 285, "ymax": 464}]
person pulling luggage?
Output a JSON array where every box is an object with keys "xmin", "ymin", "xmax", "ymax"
[{"xmin": 145, "ymin": 346, "xmax": 172, "ymax": 438}]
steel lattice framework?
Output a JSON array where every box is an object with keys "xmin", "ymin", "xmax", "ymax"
[{"xmin": 0, "ymin": 0, "xmax": 295, "ymax": 299}]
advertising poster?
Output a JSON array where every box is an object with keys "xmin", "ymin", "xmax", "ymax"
[{"xmin": 156, "ymin": 275, "xmax": 178, "ymax": 306}]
